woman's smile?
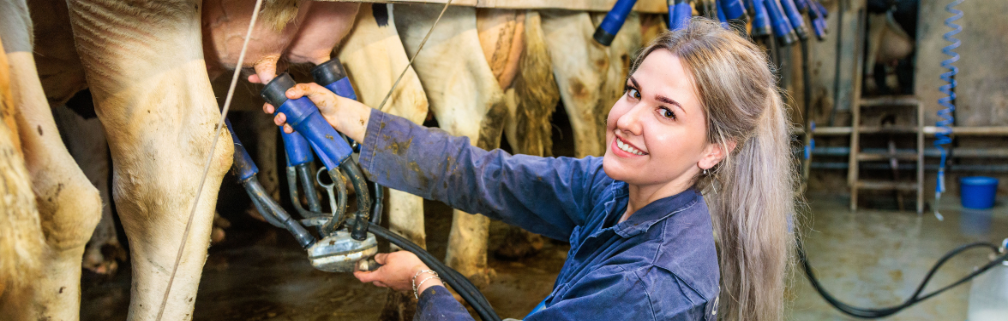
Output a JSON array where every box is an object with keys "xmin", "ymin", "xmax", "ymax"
[{"xmin": 613, "ymin": 136, "xmax": 648, "ymax": 157}]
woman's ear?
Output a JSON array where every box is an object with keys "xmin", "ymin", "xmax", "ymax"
[{"xmin": 699, "ymin": 140, "xmax": 737, "ymax": 170}]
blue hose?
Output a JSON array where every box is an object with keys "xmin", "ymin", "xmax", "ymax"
[{"xmin": 934, "ymin": 0, "xmax": 963, "ymax": 219}]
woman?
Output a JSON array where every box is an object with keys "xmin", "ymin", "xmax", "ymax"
[{"xmin": 265, "ymin": 19, "xmax": 796, "ymax": 321}]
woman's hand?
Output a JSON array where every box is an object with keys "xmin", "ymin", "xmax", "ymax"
[
  {"xmin": 354, "ymin": 251, "xmax": 444, "ymax": 294},
  {"xmin": 262, "ymin": 82, "xmax": 373, "ymax": 143}
]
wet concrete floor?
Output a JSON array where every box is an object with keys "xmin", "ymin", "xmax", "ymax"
[
  {"xmin": 791, "ymin": 193, "xmax": 1007, "ymax": 320},
  {"xmin": 80, "ymin": 193, "xmax": 1006, "ymax": 320}
]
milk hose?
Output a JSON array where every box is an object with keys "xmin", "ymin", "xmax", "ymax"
[{"xmin": 800, "ymin": 236, "xmax": 1007, "ymax": 318}]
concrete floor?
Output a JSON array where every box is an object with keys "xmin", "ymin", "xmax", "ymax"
[
  {"xmin": 80, "ymin": 192, "xmax": 1007, "ymax": 320},
  {"xmin": 790, "ymin": 193, "xmax": 1007, "ymax": 320}
]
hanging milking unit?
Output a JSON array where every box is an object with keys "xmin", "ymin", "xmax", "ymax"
[{"xmin": 224, "ymin": 57, "xmax": 502, "ymax": 321}]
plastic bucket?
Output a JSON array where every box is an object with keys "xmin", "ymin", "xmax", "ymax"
[{"xmin": 960, "ymin": 177, "xmax": 999, "ymax": 209}]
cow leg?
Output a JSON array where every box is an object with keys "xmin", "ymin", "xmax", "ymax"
[
  {"xmin": 475, "ymin": 9, "xmax": 560, "ymax": 260},
  {"xmin": 540, "ymin": 11, "xmax": 609, "ymax": 158},
  {"xmin": 52, "ymin": 104, "xmax": 126, "ymax": 276},
  {"xmin": 865, "ymin": 13, "xmax": 886, "ymax": 94},
  {"xmin": 1, "ymin": 0, "xmax": 103, "ymax": 319},
  {"xmin": 66, "ymin": 1, "xmax": 233, "ymax": 319},
  {"xmin": 338, "ymin": 4, "xmax": 431, "ymax": 318},
  {"xmin": 339, "ymin": 3, "xmax": 429, "ymax": 248},
  {"xmin": 541, "ymin": 11, "xmax": 640, "ymax": 158},
  {"xmin": 0, "ymin": 27, "xmax": 47, "ymax": 321},
  {"xmin": 396, "ymin": 4, "xmax": 507, "ymax": 286}
]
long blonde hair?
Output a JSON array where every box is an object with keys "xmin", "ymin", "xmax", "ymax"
[{"xmin": 631, "ymin": 19, "xmax": 797, "ymax": 320}]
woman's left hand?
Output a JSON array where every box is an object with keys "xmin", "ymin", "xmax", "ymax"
[{"xmin": 354, "ymin": 251, "xmax": 432, "ymax": 292}]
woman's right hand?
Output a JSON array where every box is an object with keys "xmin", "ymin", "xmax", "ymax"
[{"xmin": 262, "ymin": 82, "xmax": 373, "ymax": 143}]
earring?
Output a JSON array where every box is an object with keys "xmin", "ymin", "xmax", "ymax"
[{"xmin": 703, "ymin": 168, "xmax": 709, "ymax": 176}]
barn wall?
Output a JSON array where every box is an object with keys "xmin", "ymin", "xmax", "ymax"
[
  {"xmin": 915, "ymin": 0, "xmax": 1008, "ymax": 197},
  {"xmin": 803, "ymin": 0, "xmax": 1008, "ymax": 202}
]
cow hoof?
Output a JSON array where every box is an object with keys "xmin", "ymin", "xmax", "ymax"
[
  {"xmin": 245, "ymin": 206, "xmax": 268, "ymax": 223},
  {"xmin": 865, "ymin": 76, "xmax": 879, "ymax": 95},
  {"xmin": 464, "ymin": 267, "xmax": 495, "ymax": 289},
  {"xmin": 492, "ymin": 227, "xmax": 545, "ymax": 260},
  {"xmin": 82, "ymin": 241, "xmax": 127, "ymax": 276},
  {"xmin": 211, "ymin": 212, "xmax": 231, "ymax": 245}
]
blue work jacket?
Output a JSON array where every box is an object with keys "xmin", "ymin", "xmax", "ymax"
[{"xmin": 358, "ymin": 109, "xmax": 720, "ymax": 321}]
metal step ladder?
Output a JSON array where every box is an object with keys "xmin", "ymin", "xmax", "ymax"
[{"xmin": 847, "ymin": 95, "xmax": 924, "ymax": 213}]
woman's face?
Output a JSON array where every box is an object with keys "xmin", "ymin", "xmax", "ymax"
[{"xmin": 602, "ymin": 49, "xmax": 721, "ymax": 194}]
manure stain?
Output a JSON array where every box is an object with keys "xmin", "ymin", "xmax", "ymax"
[
  {"xmin": 386, "ymin": 137, "xmax": 412, "ymax": 156},
  {"xmin": 37, "ymin": 125, "xmax": 43, "ymax": 136},
  {"xmin": 407, "ymin": 161, "xmax": 429, "ymax": 186}
]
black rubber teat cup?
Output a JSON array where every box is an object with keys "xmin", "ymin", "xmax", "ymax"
[
  {"xmin": 593, "ymin": 28, "xmax": 616, "ymax": 47},
  {"xmin": 261, "ymin": 73, "xmax": 297, "ymax": 107},
  {"xmin": 311, "ymin": 59, "xmax": 348, "ymax": 87},
  {"xmin": 777, "ymin": 31, "xmax": 798, "ymax": 47}
]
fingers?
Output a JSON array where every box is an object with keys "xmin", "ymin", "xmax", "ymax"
[
  {"xmin": 273, "ymin": 113, "xmax": 286, "ymax": 126},
  {"xmin": 354, "ymin": 270, "xmax": 378, "ymax": 283},
  {"xmin": 248, "ymin": 74, "xmax": 262, "ymax": 84},
  {"xmin": 263, "ymin": 103, "xmax": 275, "ymax": 114},
  {"xmin": 374, "ymin": 253, "xmax": 388, "ymax": 265}
]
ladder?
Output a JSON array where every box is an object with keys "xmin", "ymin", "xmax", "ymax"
[{"xmin": 847, "ymin": 95, "xmax": 924, "ymax": 214}]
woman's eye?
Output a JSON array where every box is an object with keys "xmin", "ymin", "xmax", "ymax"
[
  {"xmin": 626, "ymin": 87, "xmax": 641, "ymax": 100},
  {"xmin": 659, "ymin": 107, "xmax": 676, "ymax": 120}
]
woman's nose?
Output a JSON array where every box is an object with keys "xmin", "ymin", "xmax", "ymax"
[{"xmin": 615, "ymin": 104, "xmax": 646, "ymax": 136}]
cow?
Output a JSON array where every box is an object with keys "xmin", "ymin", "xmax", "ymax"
[{"xmin": 2, "ymin": 0, "xmax": 659, "ymax": 319}]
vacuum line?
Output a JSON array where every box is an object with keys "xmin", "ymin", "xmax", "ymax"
[{"xmin": 155, "ymin": 0, "xmax": 264, "ymax": 319}]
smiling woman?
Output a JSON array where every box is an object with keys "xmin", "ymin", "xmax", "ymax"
[
  {"xmin": 267, "ymin": 18, "xmax": 795, "ymax": 321},
  {"xmin": 622, "ymin": 22, "xmax": 798, "ymax": 321}
]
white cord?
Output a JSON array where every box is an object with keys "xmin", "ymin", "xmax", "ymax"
[
  {"xmin": 376, "ymin": 0, "xmax": 454, "ymax": 112},
  {"xmin": 155, "ymin": 0, "xmax": 263, "ymax": 319}
]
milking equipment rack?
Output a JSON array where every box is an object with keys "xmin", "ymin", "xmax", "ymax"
[
  {"xmin": 592, "ymin": 0, "xmax": 1008, "ymax": 319},
  {"xmin": 226, "ymin": 58, "xmax": 502, "ymax": 321}
]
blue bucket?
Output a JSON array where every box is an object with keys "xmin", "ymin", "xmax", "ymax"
[{"xmin": 960, "ymin": 177, "xmax": 999, "ymax": 209}]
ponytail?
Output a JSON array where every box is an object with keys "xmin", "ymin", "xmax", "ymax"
[{"xmin": 707, "ymin": 92, "xmax": 796, "ymax": 320}]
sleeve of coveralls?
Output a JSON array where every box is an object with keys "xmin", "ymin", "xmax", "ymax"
[{"xmin": 357, "ymin": 108, "xmax": 611, "ymax": 240}]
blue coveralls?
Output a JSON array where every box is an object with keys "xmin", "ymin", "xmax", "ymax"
[{"xmin": 358, "ymin": 109, "xmax": 721, "ymax": 321}]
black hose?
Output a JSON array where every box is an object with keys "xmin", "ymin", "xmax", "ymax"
[
  {"xmin": 371, "ymin": 182, "xmax": 383, "ymax": 225},
  {"xmin": 298, "ymin": 163, "xmax": 323, "ymax": 212},
  {"xmin": 247, "ymin": 186, "xmax": 285, "ymax": 228},
  {"xmin": 799, "ymin": 236, "xmax": 1006, "ymax": 318},
  {"xmin": 339, "ymin": 162, "xmax": 373, "ymax": 241},
  {"xmin": 365, "ymin": 221, "xmax": 502, "ymax": 321},
  {"xmin": 801, "ymin": 39, "xmax": 811, "ymax": 127},
  {"xmin": 244, "ymin": 177, "xmax": 316, "ymax": 249}
]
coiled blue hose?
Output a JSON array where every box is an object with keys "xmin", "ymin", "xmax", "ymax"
[{"xmin": 934, "ymin": 0, "xmax": 963, "ymax": 220}]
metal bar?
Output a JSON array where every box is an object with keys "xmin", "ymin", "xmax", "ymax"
[
  {"xmin": 810, "ymin": 147, "xmax": 1008, "ymax": 158},
  {"xmin": 810, "ymin": 162, "xmax": 1008, "ymax": 172},
  {"xmin": 313, "ymin": 0, "xmax": 671, "ymax": 13}
]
